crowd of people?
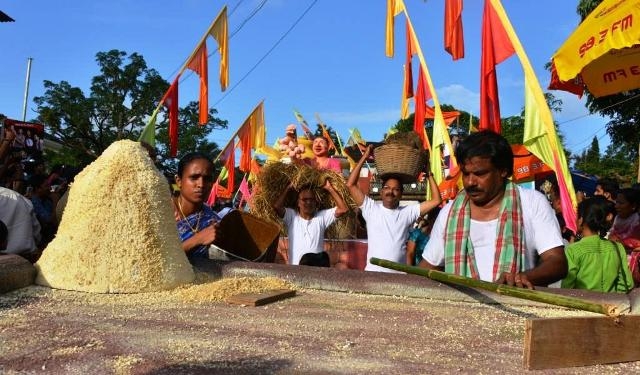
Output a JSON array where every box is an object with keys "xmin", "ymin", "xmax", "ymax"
[
  {"xmin": 3, "ymin": 122, "xmax": 640, "ymax": 294},
  {"xmin": 1, "ymin": 124, "xmax": 73, "ymax": 262}
]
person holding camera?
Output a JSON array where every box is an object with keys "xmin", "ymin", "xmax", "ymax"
[{"xmin": 28, "ymin": 174, "xmax": 65, "ymax": 249}]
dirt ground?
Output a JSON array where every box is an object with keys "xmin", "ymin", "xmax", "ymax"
[{"xmin": 1, "ymin": 260, "xmax": 640, "ymax": 374}]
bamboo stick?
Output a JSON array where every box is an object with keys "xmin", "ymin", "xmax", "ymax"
[{"xmin": 369, "ymin": 258, "xmax": 621, "ymax": 317}]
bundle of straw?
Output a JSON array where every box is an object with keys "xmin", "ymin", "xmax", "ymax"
[{"xmin": 250, "ymin": 161, "xmax": 357, "ymax": 239}]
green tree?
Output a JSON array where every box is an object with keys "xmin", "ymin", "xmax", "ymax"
[
  {"xmin": 311, "ymin": 123, "xmax": 343, "ymax": 156},
  {"xmin": 574, "ymin": 136, "xmax": 601, "ymax": 174},
  {"xmin": 155, "ymin": 101, "xmax": 228, "ymax": 175},
  {"xmin": 33, "ymin": 49, "xmax": 227, "ymax": 174}
]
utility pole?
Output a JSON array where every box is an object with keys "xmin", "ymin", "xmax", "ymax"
[{"xmin": 22, "ymin": 57, "xmax": 33, "ymax": 122}]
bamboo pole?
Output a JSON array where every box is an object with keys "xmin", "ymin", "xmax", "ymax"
[{"xmin": 369, "ymin": 258, "xmax": 621, "ymax": 317}]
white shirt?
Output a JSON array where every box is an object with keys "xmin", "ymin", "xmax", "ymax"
[
  {"xmin": 423, "ymin": 187, "xmax": 563, "ymax": 281},
  {"xmin": 284, "ymin": 207, "xmax": 336, "ymax": 265},
  {"xmin": 0, "ymin": 187, "xmax": 42, "ymax": 254},
  {"xmin": 360, "ymin": 196, "xmax": 420, "ymax": 273}
]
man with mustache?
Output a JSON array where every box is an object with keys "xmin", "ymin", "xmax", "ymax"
[
  {"xmin": 419, "ymin": 131, "xmax": 567, "ymax": 289},
  {"xmin": 347, "ymin": 145, "xmax": 441, "ymax": 273}
]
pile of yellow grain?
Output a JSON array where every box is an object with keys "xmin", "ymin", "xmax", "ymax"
[
  {"xmin": 35, "ymin": 140, "xmax": 194, "ymax": 293},
  {"xmin": 177, "ymin": 276, "xmax": 294, "ymax": 303}
]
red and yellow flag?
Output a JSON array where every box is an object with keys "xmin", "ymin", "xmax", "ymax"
[
  {"xmin": 479, "ymin": 0, "xmax": 515, "ymax": 133},
  {"xmin": 488, "ymin": 0, "xmax": 577, "ymax": 233}
]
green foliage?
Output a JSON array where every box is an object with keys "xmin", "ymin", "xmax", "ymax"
[
  {"xmin": 32, "ymin": 49, "xmax": 227, "ymax": 176},
  {"xmin": 155, "ymin": 101, "xmax": 227, "ymax": 175}
]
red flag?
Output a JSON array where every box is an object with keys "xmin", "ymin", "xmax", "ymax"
[
  {"xmin": 162, "ymin": 78, "xmax": 180, "ymax": 157},
  {"xmin": 479, "ymin": 0, "xmax": 514, "ymax": 133},
  {"xmin": 404, "ymin": 20, "xmax": 415, "ymax": 99},
  {"xmin": 413, "ymin": 66, "xmax": 431, "ymax": 150},
  {"xmin": 548, "ymin": 61, "xmax": 583, "ymax": 98},
  {"xmin": 444, "ymin": 0, "xmax": 465, "ymax": 60},
  {"xmin": 207, "ymin": 181, "xmax": 218, "ymax": 206},
  {"xmin": 186, "ymin": 43, "xmax": 209, "ymax": 125},
  {"xmin": 223, "ymin": 147, "xmax": 235, "ymax": 194}
]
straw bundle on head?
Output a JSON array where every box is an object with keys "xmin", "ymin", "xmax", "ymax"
[{"xmin": 250, "ymin": 162, "xmax": 356, "ymax": 239}]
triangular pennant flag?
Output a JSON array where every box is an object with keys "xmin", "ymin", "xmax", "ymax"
[
  {"xmin": 293, "ymin": 109, "xmax": 314, "ymax": 138},
  {"xmin": 138, "ymin": 106, "xmax": 161, "ymax": 147},
  {"xmin": 208, "ymin": 6, "xmax": 229, "ymax": 91},
  {"xmin": 186, "ymin": 43, "xmax": 209, "ymax": 125}
]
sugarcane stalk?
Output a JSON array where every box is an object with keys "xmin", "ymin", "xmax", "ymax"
[{"xmin": 370, "ymin": 257, "xmax": 621, "ymax": 317}]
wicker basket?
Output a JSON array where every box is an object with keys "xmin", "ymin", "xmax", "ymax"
[{"xmin": 374, "ymin": 144, "xmax": 426, "ymax": 183}]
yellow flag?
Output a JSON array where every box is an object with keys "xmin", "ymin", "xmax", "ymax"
[
  {"xmin": 489, "ymin": 0, "xmax": 577, "ymax": 233},
  {"xmin": 208, "ymin": 6, "xmax": 229, "ymax": 91},
  {"xmin": 385, "ymin": 0, "xmax": 406, "ymax": 57}
]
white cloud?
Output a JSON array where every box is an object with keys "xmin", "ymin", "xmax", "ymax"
[{"xmin": 437, "ymin": 84, "xmax": 480, "ymax": 114}]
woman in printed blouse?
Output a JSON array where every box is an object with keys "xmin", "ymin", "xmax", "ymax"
[{"xmin": 173, "ymin": 152, "xmax": 221, "ymax": 260}]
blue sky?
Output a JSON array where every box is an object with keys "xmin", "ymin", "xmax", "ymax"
[{"xmin": 0, "ymin": 0, "xmax": 611, "ymax": 157}]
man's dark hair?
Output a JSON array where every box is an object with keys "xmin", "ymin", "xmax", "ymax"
[
  {"xmin": 455, "ymin": 130, "xmax": 513, "ymax": 178},
  {"xmin": 380, "ymin": 175, "xmax": 404, "ymax": 193},
  {"xmin": 27, "ymin": 174, "xmax": 48, "ymax": 190},
  {"xmin": 299, "ymin": 251, "xmax": 330, "ymax": 267},
  {"xmin": 596, "ymin": 177, "xmax": 619, "ymax": 200}
]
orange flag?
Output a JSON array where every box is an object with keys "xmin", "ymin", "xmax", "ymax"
[
  {"xmin": 413, "ymin": 66, "xmax": 431, "ymax": 150},
  {"xmin": 444, "ymin": 0, "xmax": 465, "ymax": 60},
  {"xmin": 208, "ymin": 6, "xmax": 229, "ymax": 91},
  {"xmin": 237, "ymin": 102, "xmax": 266, "ymax": 172},
  {"xmin": 479, "ymin": 0, "xmax": 514, "ymax": 133},
  {"xmin": 424, "ymin": 105, "xmax": 460, "ymax": 126},
  {"xmin": 238, "ymin": 127, "xmax": 252, "ymax": 173},
  {"xmin": 186, "ymin": 43, "xmax": 209, "ymax": 125},
  {"xmin": 385, "ymin": 0, "xmax": 406, "ymax": 57},
  {"xmin": 220, "ymin": 146, "xmax": 235, "ymax": 194},
  {"xmin": 401, "ymin": 20, "xmax": 415, "ymax": 119},
  {"xmin": 162, "ymin": 78, "xmax": 180, "ymax": 157}
]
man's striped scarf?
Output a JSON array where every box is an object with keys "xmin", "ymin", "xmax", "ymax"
[{"xmin": 444, "ymin": 181, "xmax": 525, "ymax": 281}]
